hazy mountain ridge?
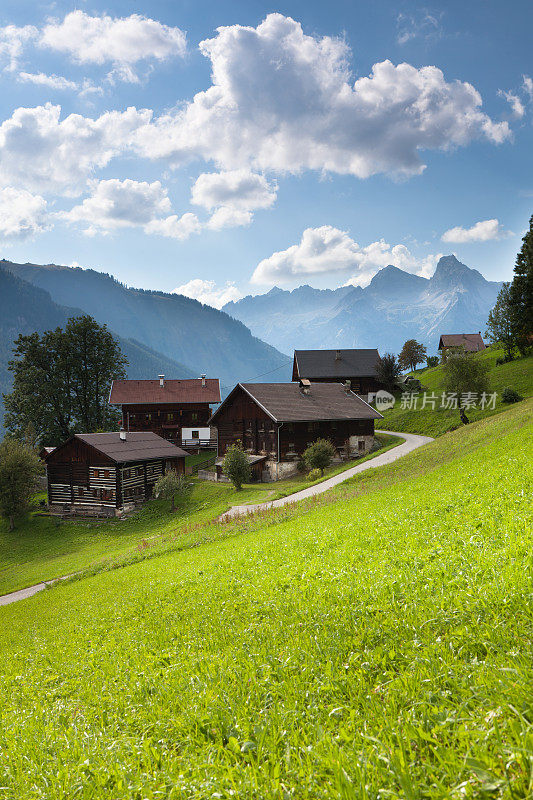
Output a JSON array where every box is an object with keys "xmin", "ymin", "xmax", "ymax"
[
  {"xmin": 0, "ymin": 266, "xmax": 196, "ymax": 436},
  {"xmin": 223, "ymin": 256, "xmax": 503, "ymax": 355},
  {"xmin": 1, "ymin": 259, "xmax": 291, "ymax": 393}
]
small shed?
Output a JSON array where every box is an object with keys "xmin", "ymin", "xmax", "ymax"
[{"xmin": 45, "ymin": 431, "xmax": 189, "ymax": 516}]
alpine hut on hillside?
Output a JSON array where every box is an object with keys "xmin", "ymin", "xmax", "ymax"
[
  {"xmin": 438, "ymin": 333, "xmax": 486, "ymax": 360},
  {"xmin": 209, "ymin": 381, "xmax": 383, "ymax": 481},
  {"xmin": 292, "ymin": 349, "xmax": 383, "ymax": 399},
  {"xmin": 108, "ymin": 375, "xmax": 221, "ymax": 448},
  {"xmin": 44, "ymin": 431, "xmax": 188, "ymax": 516}
]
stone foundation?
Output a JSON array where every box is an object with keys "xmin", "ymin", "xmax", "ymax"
[{"xmin": 347, "ymin": 434, "xmax": 374, "ymax": 457}]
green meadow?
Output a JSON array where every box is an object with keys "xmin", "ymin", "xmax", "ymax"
[
  {"xmin": 0, "ymin": 399, "xmax": 531, "ymax": 798},
  {"xmin": 0, "ymin": 435, "xmax": 399, "ymax": 596},
  {"xmin": 378, "ymin": 346, "xmax": 533, "ymax": 437}
]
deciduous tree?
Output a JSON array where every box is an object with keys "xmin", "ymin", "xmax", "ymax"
[
  {"xmin": 154, "ymin": 471, "xmax": 191, "ymax": 511},
  {"xmin": 4, "ymin": 315, "xmax": 127, "ymax": 446},
  {"xmin": 375, "ymin": 353, "xmax": 402, "ymax": 392},
  {"xmin": 0, "ymin": 439, "xmax": 41, "ymax": 531},
  {"xmin": 398, "ymin": 339, "xmax": 427, "ymax": 372},
  {"xmin": 442, "ymin": 352, "xmax": 490, "ymax": 419}
]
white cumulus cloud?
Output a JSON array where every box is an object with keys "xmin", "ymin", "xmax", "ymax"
[
  {"xmin": 134, "ymin": 13, "xmax": 510, "ymax": 179},
  {"xmin": 61, "ymin": 178, "xmax": 199, "ymax": 240},
  {"xmin": 40, "ymin": 11, "xmax": 187, "ymax": 82},
  {"xmin": 441, "ymin": 218, "xmax": 511, "ymax": 243},
  {"xmin": 0, "ymin": 187, "xmax": 49, "ymax": 239},
  {"xmin": 145, "ymin": 212, "xmax": 201, "ymax": 240},
  {"xmin": 62, "ymin": 178, "xmax": 172, "ymax": 234},
  {"xmin": 191, "ymin": 170, "xmax": 277, "ymax": 211},
  {"xmin": 173, "ymin": 278, "xmax": 243, "ymax": 308},
  {"xmin": 251, "ymin": 225, "xmax": 440, "ymax": 286},
  {"xmin": 192, "ymin": 169, "xmax": 277, "ymax": 229},
  {"xmin": 0, "ymin": 103, "xmax": 151, "ymax": 195}
]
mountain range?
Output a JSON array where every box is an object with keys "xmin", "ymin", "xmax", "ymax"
[
  {"xmin": 0, "ymin": 254, "xmax": 502, "ymax": 437},
  {"xmin": 0, "ymin": 261, "xmax": 291, "ymax": 435},
  {"xmin": 223, "ymin": 255, "xmax": 503, "ymax": 356}
]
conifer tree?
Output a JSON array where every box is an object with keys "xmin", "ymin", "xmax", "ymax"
[{"xmin": 509, "ymin": 214, "xmax": 533, "ymax": 353}]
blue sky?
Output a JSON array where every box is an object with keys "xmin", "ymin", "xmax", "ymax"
[{"xmin": 0, "ymin": 0, "xmax": 531, "ymax": 307}]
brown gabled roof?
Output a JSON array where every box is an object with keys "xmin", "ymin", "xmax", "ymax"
[
  {"xmin": 109, "ymin": 378, "xmax": 221, "ymax": 405},
  {"xmin": 438, "ymin": 333, "xmax": 485, "ymax": 351},
  {"xmin": 292, "ymin": 349, "xmax": 380, "ymax": 381},
  {"xmin": 47, "ymin": 432, "xmax": 189, "ymax": 464},
  {"xmin": 210, "ymin": 382, "xmax": 382, "ymax": 425}
]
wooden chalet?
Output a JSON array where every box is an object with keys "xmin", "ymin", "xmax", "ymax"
[
  {"xmin": 210, "ymin": 381, "xmax": 383, "ymax": 481},
  {"xmin": 292, "ymin": 349, "xmax": 383, "ymax": 397},
  {"xmin": 438, "ymin": 333, "xmax": 486, "ymax": 360},
  {"xmin": 109, "ymin": 375, "xmax": 221, "ymax": 448},
  {"xmin": 45, "ymin": 431, "xmax": 188, "ymax": 516}
]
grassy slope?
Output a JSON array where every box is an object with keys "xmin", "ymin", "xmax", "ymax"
[
  {"xmin": 379, "ymin": 345, "xmax": 533, "ymax": 437},
  {"xmin": 0, "ymin": 401, "xmax": 531, "ymax": 799},
  {"xmin": 0, "ymin": 435, "xmax": 399, "ymax": 595}
]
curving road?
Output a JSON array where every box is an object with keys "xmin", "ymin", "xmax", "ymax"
[
  {"xmin": 0, "ymin": 430, "xmax": 432, "ymax": 607},
  {"xmin": 219, "ymin": 429, "xmax": 433, "ymax": 520}
]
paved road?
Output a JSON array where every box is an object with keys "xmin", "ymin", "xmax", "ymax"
[
  {"xmin": 0, "ymin": 430, "xmax": 432, "ymax": 608},
  {"xmin": 219, "ymin": 430, "xmax": 433, "ymax": 520}
]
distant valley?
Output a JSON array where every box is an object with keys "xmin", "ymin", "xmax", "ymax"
[
  {"xmin": 0, "ymin": 261, "xmax": 291, "ymax": 436},
  {"xmin": 223, "ymin": 255, "xmax": 503, "ymax": 356}
]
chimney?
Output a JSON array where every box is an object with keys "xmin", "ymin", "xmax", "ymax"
[
  {"xmin": 300, "ymin": 378, "xmax": 311, "ymax": 395},
  {"xmin": 159, "ymin": 374, "xmax": 165, "ymax": 388},
  {"xmin": 201, "ymin": 373, "xmax": 206, "ymax": 387},
  {"xmin": 119, "ymin": 428, "xmax": 127, "ymax": 441},
  {"xmin": 335, "ymin": 350, "xmax": 341, "ymax": 361},
  {"xmin": 344, "ymin": 379, "xmax": 351, "ymax": 393}
]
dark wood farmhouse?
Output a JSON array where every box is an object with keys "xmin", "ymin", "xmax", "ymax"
[
  {"xmin": 438, "ymin": 333, "xmax": 486, "ymax": 360},
  {"xmin": 109, "ymin": 375, "xmax": 221, "ymax": 448},
  {"xmin": 292, "ymin": 349, "xmax": 383, "ymax": 398},
  {"xmin": 45, "ymin": 431, "xmax": 188, "ymax": 516},
  {"xmin": 210, "ymin": 382, "xmax": 382, "ymax": 481}
]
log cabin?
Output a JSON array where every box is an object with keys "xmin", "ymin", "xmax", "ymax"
[
  {"xmin": 210, "ymin": 381, "xmax": 383, "ymax": 481},
  {"xmin": 44, "ymin": 431, "xmax": 188, "ymax": 516},
  {"xmin": 438, "ymin": 333, "xmax": 486, "ymax": 361},
  {"xmin": 108, "ymin": 375, "xmax": 221, "ymax": 448},
  {"xmin": 292, "ymin": 349, "xmax": 383, "ymax": 399}
]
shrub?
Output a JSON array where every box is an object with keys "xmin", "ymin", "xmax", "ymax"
[
  {"xmin": 222, "ymin": 443, "xmax": 251, "ymax": 490},
  {"xmin": 426, "ymin": 356, "xmax": 439, "ymax": 368},
  {"xmin": 307, "ymin": 468, "xmax": 322, "ymax": 482},
  {"xmin": 303, "ymin": 438, "xmax": 336, "ymax": 476},
  {"xmin": 0, "ymin": 439, "xmax": 41, "ymax": 530},
  {"xmin": 501, "ymin": 387, "xmax": 523, "ymax": 403},
  {"xmin": 296, "ymin": 459, "xmax": 307, "ymax": 474}
]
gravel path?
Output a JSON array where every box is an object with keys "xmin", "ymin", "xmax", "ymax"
[
  {"xmin": 219, "ymin": 430, "xmax": 433, "ymax": 521},
  {"xmin": 0, "ymin": 430, "xmax": 432, "ymax": 607}
]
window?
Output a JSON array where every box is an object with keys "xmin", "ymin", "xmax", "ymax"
[
  {"xmin": 192, "ymin": 430, "xmax": 199, "ymax": 439},
  {"xmin": 191, "ymin": 412, "xmax": 198, "ymax": 422},
  {"xmin": 104, "ymin": 470, "xmax": 110, "ymax": 479},
  {"xmin": 167, "ymin": 413, "xmax": 174, "ymax": 421},
  {"xmin": 136, "ymin": 467, "xmax": 143, "ymax": 477}
]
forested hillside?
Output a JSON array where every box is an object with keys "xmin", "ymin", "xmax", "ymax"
[
  {"xmin": 0, "ymin": 268, "xmax": 193, "ymax": 436},
  {"xmin": 2, "ymin": 260, "xmax": 291, "ymax": 390}
]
